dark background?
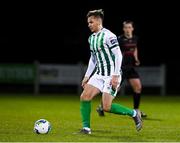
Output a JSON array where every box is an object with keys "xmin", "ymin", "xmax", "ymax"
[{"xmin": 1, "ymin": 1, "xmax": 180, "ymax": 93}]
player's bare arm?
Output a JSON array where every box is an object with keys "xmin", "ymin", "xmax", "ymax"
[
  {"xmin": 134, "ymin": 47, "xmax": 140, "ymax": 66},
  {"xmin": 111, "ymin": 75, "xmax": 120, "ymax": 89}
]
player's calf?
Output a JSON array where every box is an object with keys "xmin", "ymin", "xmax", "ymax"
[{"xmin": 102, "ymin": 102, "xmax": 111, "ymax": 112}]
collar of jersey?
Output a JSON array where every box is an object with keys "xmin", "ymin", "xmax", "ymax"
[{"xmin": 93, "ymin": 27, "xmax": 104, "ymax": 36}]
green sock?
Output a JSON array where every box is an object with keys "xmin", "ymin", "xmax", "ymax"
[
  {"xmin": 80, "ymin": 100, "xmax": 91, "ymax": 128},
  {"xmin": 110, "ymin": 103, "xmax": 134, "ymax": 117}
]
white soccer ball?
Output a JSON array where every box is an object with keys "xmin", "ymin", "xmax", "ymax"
[{"xmin": 34, "ymin": 119, "xmax": 51, "ymax": 134}]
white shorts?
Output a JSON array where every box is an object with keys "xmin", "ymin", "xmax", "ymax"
[{"xmin": 87, "ymin": 74, "xmax": 122, "ymax": 97}]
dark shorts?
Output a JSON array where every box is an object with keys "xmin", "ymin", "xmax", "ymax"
[{"xmin": 122, "ymin": 66, "xmax": 140, "ymax": 81}]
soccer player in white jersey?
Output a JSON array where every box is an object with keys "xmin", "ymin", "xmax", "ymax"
[{"xmin": 80, "ymin": 9, "xmax": 142, "ymax": 134}]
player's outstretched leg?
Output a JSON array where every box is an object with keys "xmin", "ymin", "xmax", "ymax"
[
  {"xmin": 102, "ymin": 93, "xmax": 143, "ymax": 131},
  {"xmin": 109, "ymin": 103, "xmax": 143, "ymax": 131}
]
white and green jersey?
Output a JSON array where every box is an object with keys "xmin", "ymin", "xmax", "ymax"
[{"xmin": 88, "ymin": 28, "xmax": 121, "ymax": 76}]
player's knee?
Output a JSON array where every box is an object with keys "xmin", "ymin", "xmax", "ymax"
[
  {"xmin": 134, "ymin": 85, "xmax": 142, "ymax": 93},
  {"xmin": 80, "ymin": 91, "xmax": 92, "ymax": 101},
  {"xmin": 102, "ymin": 103, "xmax": 111, "ymax": 112}
]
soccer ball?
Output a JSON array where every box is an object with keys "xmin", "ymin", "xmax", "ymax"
[{"xmin": 34, "ymin": 119, "xmax": 51, "ymax": 134}]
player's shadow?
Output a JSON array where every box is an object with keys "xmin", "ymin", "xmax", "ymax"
[
  {"xmin": 91, "ymin": 134, "xmax": 131, "ymax": 140},
  {"xmin": 90, "ymin": 133, "xmax": 147, "ymax": 142},
  {"xmin": 142, "ymin": 117, "xmax": 163, "ymax": 121},
  {"xmin": 75, "ymin": 129, "xmax": 148, "ymax": 142},
  {"xmin": 92, "ymin": 129, "xmax": 113, "ymax": 134}
]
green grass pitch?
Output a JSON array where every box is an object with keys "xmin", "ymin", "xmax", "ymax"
[{"xmin": 0, "ymin": 93, "xmax": 180, "ymax": 142}]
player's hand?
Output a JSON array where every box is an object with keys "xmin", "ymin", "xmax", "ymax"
[
  {"xmin": 81, "ymin": 76, "xmax": 89, "ymax": 88},
  {"xmin": 111, "ymin": 75, "xmax": 119, "ymax": 89},
  {"xmin": 135, "ymin": 59, "xmax": 140, "ymax": 66}
]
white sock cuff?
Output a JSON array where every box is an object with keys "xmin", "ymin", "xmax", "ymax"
[
  {"xmin": 132, "ymin": 109, "xmax": 137, "ymax": 117},
  {"xmin": 83, "ymin": 127, "xmax": 91, "ymax": 131}
]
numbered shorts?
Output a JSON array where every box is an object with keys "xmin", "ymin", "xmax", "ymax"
[{"xmin": 87, "ymin": 74, "xmax": 122, "ymax": 97}]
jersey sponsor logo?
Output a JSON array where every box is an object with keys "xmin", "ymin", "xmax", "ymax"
[{"xmin": 110, "ymin": 39, "xmax": 118, "ymax": 45}]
